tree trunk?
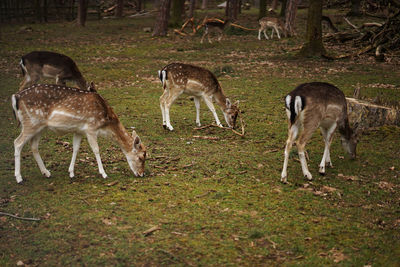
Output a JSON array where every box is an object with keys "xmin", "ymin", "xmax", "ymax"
[
  {"xmin": 347, "ymin": 0, "xmax": 362, "ymax": 17},
  {"xmin": 116, "ymin": 0, "xmax": 124, "ymax": 17},
  {"xmin": 284, "ymin": 0, "xmax": 300, "ymax": 36},
  {"xmin": 201, "ymin": 0, "xmax": 207, "ymax": 10},
  {"xmin": 280, "ymin": 0, "xmax": 287, "ymax": 17},
  {"xmin": 259, "ymin": 0, "xmax": 267, "ymax": 19},
  {"xmin": 226, "ymin": 0, "xmax": 239, "ymax": 20},
  {"xmin": 171, "ymin": 0, "xmax": 185, "ymax": 26},
  {"xmin": 298, "ymin": 0, "xmax": 325, "ymax": 57},
  {"xmin": 188, "ymin": 0, "xmax": 196, "ymax": 18},
  {"xmin": 77, "ymin": 0, "xmax": 88, "ymax": 26},
  {"xmin": 153, "ymin": 0, "xmax": 172, "ymax": 36},
  {"xmin": 271, "ymin": 0, "xmax": 278, "ymax": 10}
]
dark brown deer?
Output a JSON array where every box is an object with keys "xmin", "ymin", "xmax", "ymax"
[
  {"xmin": 12, "ymin": 84, "xmax": 146, "ymax": 184},
  {"xmin": 158, "ymin": 63, "xmax": 239, "ymax": 131},
  {"xmin": 19, "ymin": 51, "xmax": 87, "ymax": 91},
  {"xmin": 281, "ymin": 82, "xmax": 357, "ymax": 183},
  {"xmin": 200, "ymin": 19, "xmax": 230, "ymax": 44}
]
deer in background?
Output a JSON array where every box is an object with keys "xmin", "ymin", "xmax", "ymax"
[
  {"xmin": 281, "ymin": 82, "xmax": 358, "ymax": 183},
  {"xmin": 258, "ymin": 17, "xmax": 285, "ymax": 40},
  {"xmin": 200, "ymin": 18, "xmax": 230, "ymax": 44},
  {"xmin": 12, "ymin": 84, "xmax": 146, "ymax": 184},
  {"xmin": 158, "ymin": 63, "xmax": 239, "ymax": 131},
  {"xmin": 19, "ymin": 51, "xmax": 88, "ymax": 91}
]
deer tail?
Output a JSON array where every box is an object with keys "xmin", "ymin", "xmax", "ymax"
[
  {"xmin": 285, "ymin": 94, "xmax": 305, "ymax": 124},
  {"xmin": 158, "ymin": 69, "xmax": 167, "ymax": 90}
]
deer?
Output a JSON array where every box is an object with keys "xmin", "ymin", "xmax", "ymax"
[
  {"xmin": 158, "ymin": 63, "xmax": 239, "ymax": 131},
  {"xmin": 200, "ymin": 18, "xmax": 230, "ymax": 44},
  {"xmin": 258, "ymin": 17, "xmax": 285, "ymax": 40},
  {"xmin": 19, "ymin": 51, "xmax": 87, "ymax": 91},
  {"xmin": 281, "ymin": 82, "xmax": 358, "ymax": 184},
  {"xmin": 12, "ymin": 83, "xmax": 146, "ymax": 184}
]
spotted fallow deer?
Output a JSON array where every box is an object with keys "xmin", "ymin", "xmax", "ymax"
[
  {"xmin": 12, "ymin": 84, "xmax": 146, "ymax": 184},
  {"xmin": 258, "ymin": 17, "xmax": 285, "ymax": 40},
  {"xmin": 19, "ymin": 51, "xmax": 87, "ymax": 91},
  {"xmin": 158, "ymin": 63, "xmax": 239, "ymax": 131},
  {"xmin": 281, "ymin": 82, "xmax": 357, "ymax": 183}
]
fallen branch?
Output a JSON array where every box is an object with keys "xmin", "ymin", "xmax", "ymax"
[
  {"xmin": 343, "ymin": 17, "xmax": 361, "ymax": 32},
  {"xmin": 0, "ymin": 211, "xmax": 40, "ymax": 221},
  {"xmin": 143, "ymin": 225, "xmax": 161, "ymax": 236},
  {"xmin": 193, "ymin": 135, "xmax": 219, "ymax": 140},
  {"xmin": 193, "ymin": 114, "xmax": 245, "ymax": 137}
]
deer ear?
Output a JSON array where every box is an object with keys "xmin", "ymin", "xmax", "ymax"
[
  {"xmin": 133, "ymin": 136, "xmax": 141, "ymax": 150},
  {"xmin": 234, "ymin": 100, "xmax": 240, "ymax": 107},
  {"xmin": 226, "ymin": 98, "xmax": 231, "ymax": 108}
]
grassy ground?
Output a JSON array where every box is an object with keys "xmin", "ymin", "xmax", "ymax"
[{"xmin": 1, "ymin": 8, "xmax": 400, "ymax": 266}]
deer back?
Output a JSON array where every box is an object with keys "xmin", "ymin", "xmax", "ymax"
[
  {"xmin": 21, "ymin": 51, "xmax": 87, "ymax": 89},
  {"xmin": 159, "ymin": 63, "xmax": 221, "ymax": 95},
  {"xmin": 14, "ymin": 84, "xmax": 118, "ymax": 132},
  {"xmin": 285, "ymin": 82, "xmax": 348, "ymax": 123}
]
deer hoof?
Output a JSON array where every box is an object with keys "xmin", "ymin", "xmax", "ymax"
[
  {"xmin": 43, "ymin": 170, "xmax": 51, "ymax": 177},
  {"xmin": 304, "ymin": 172, "xmax": 313, "ymax": 180}
]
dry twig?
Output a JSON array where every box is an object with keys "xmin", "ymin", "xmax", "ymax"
[{"xmin": 0, "ymin": 211, "xmax": 40, "ymax": 221}]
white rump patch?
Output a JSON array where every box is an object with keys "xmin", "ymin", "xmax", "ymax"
[
  {"xmin": 294, "ymin": 96, "xmax": 302, "ymax": 115},
  {"xmin": 285, "ymin": 95, "xmax": 291, "ymax": 110}
]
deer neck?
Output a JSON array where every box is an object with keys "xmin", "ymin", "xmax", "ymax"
[
  {"xmin": 110, "ymin": 122, "xmax": 133, "ymax": 153},
  {"xmin": 213, "ymin": 89, "xmax": 227, "ymax": 110},
  {"xmin": 338, "ymin": 116, "xmax": 353, "ymax": 141}
]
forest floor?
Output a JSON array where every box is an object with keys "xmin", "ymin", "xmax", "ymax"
[{"xmin": 0, "ymin": 7, "xmax": 399, "ymax": 266}]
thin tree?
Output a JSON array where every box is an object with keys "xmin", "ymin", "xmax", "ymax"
[
  {"xmin": 298, "ymin": 0, "xmax": 326, "ymax": 57},
  {"xmin": 77, "ymin": 0, "xmax": 88, "ymax": 26},
  {"xmin": 153, "ymin": 0, "xmax": 172, "ymax": 36},
  {"xmin": 116, "ymin": 0, "xmax": 124, "ymax": 17},
  {"xmin": 201, "ymin": 0, "xmax": 207, "ymax": 10},
  {"xmin": 171, "ymin": 0, "xmax": 185, "ymax": 26},
  {"xmin": 226, "ymin": 0, "xmax": 239, "ymax": 20},
  {"xmin": 280, "ymin": 0, "xmax": 287, "ymax": 17},
  {"xmin": 284, "ymin": 0, "xmax": 300, "ymax": 36},
  {"xmin": 188, "ymin": 0, "xmax": 196, "ymax": 18},
  {"xmin": 259, "ymin": 0, "xmax": 267, "ymax": 19}
]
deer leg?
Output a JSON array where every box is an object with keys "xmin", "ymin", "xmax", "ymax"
[
  {"xmin": 200, "ymin": 29, "xmax": 207, "ymax": 44},
  {"xmin": 30, "ymin": 133, "xmax": 51, "ymax": 178},
  {"xmin": 202, "ymin": 95, "xmax": 222, "ymax": 127},
  {"xmin": 164, "ymin": 91, "xmax": 182, "ymax": 131},
  {"xmin": 14, "ymin": 132, "xmax": 35, "ymax": 183},
  {"xmin": 258, "ymin": 28, "xmax": 262, "ymax": 40},
  {"xmin": 86, "ymin": 133, "xmax": 107, "ymax": 179},
  {"xmin": 274, "ymin": 26, "xmax": 281, "ymax": 39},
  {"xmin": 19, "ymin": 73, "xmax": 39, "ymax": 91},
  {"xmin": 194, "ymin": 96, "xmax": 201, "ymax": 127},
  {"xmin": 217, "ymin": 29, "xmax": 223, "ymax": 42},
  {"xmin": 68, "ymin": 134, "xmax": 82, "ymax": 178},
  {"xmin": 281, "ymin": 124, "xmax": 299, "ymax": 183},
  {"xmin": 159, "ymin": 90, "xmax": 168, "ymax": 128},
  {"xmin": 263, "ymin": 29, "xmax": 269, "ymax": 40},
  {"xmin": 319, "ymin": 123, "xmax": 336, "ymax": 174},
  {"xmin": 297, "ymin": 124, "xmax": 319, "ymax": 180}
]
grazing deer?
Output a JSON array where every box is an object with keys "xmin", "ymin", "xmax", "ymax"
[
  {"xmin": 281, "ymin": 82, "xmax": 357, "ymax": 183},
  {"xmin": 12, "ymin": 84, "xmax": 146, "ymax": 184},
  {"xmin": 258, "ymin": 17, "xmax": 285, "ymax": 40},
  {"xmin": 19, "ymin": 51, "xmax": 87, "ymax": 91},
  {"xmin": 158, "ymin": 63, "xmax": 239, "ymax": 131},
  {"xmin": 200, "ymin": 19, "xmax": 230, "ymax": 44}
]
